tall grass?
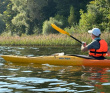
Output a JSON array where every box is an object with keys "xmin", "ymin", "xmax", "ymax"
[{"xmin": 0, "ymin": 32, "xmax": 110, "ymax": 46}]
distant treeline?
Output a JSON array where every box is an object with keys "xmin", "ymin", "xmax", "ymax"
[{"xmin": 0, "ymin": 0, "xmax": 110, "ymax": 36}]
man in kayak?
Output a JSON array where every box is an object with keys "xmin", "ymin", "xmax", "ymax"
[{"xmin": 81, "ymin": 28, "xmax": 108, "ymax": 59}]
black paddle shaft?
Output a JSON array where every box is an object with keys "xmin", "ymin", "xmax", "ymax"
[{"xmin": 70, "ymin": 35, "xmax": 82, "ymax": 44}]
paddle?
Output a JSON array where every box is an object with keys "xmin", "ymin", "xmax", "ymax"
[{"xmin": 51, "ymin": 23, "xmax": 82, "ymax": 44}]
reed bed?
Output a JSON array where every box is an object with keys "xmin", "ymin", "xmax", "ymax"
[{"xmin": 0, "ymin": 32, "xmax": 110, "ymax": 46}]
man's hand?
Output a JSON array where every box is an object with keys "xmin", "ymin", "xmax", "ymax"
[
  {"xmin": 81, "ymin": 42, "xmax": 88, "ymax": 52},
  {"xmin": 82, "ymin": 42, "xmax": 86, "ymax": 47}
]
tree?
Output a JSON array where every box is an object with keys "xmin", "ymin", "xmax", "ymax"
[
  {"xmin": 9, "ymin": 0, "xmax": 48, "ymax": 35},
  {"xmin": 40, "ymin": 0, "xmax": 57, "ymax": 21},
  {"xmin": 3, "ymin": 1, "xmax": 16, "ymax": 35},
  {"xmin": 68, "ymin": 6, "xmax": 76, "ymax": 26},
  {"xmin": 1, "ymin": 0, "xmax": 95, "ymax": 35},
  {"xmin": 0, "ymin": 0, "xmax": 9, "ymax": 14},
  {"xmin": 0, "ymin": 14, "xmax": 5, "ymax": 33},
  {"xmin": 26, "ymin": 0, "xmax": 48, "ymax": 34},
  {"xmin": 54, "ymin": 0, "xmax": 92, "ymax": 23},
  {"xmin": 42, "ymin": 17, "xmax": 63, "ymax": 35},
  {"xmin": 79, "ymin": 0, "xmax": 110, "ymax": 32},
  {"xmin": 11, "ymin": 0, "xmax": 28, "ymax": 35}
]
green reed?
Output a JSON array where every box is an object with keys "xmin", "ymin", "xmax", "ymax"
[{"xmin": 0, "ymin": 32, "xmax": 110, "ymax": 46}]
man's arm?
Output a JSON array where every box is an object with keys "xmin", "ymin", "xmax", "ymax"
[{"xmin": 81, "ymin": 40, "xmax": 99, "ymax": 52}]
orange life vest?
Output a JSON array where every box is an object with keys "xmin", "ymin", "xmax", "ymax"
[{"xmin": 89, "ymin": 39, "xmax": 108, "ymax": 57}]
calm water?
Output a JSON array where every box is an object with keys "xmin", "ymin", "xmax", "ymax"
[{"xmin": 0, "ymin": 46, "xmax": 110, "ymax": 93}]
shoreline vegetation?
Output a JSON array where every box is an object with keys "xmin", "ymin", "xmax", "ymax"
[{"xmin": 0, "ymin": 32, "xmax": 110, "ymax": 46}]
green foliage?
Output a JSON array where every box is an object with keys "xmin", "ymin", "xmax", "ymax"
[
  {"xmin": 64, "ymin": 26, "xmax": 74, "ymax": 34},
  {"xmin": 0, "ymin": 14, "xmax": 5, "ymax": 33},
  {"xmin": 64, "ymin": 24, "xmax": 84, "ymax": 34},
  {"xmin": 54, "ymin": 14, "xmax": 68, "ymax": 28},
  {"xmin": 1, "ymin": 0, "xmax": 110, "ymax": 35},
  {"xmin": 79, "ymin": 0, "xmax": 110, "ymax": 32},
  {"xmin": 0, "ymin": 0, "xmax": 9, "ymax": 14},
  {"xmin": 1, "ymin": 0, "xmax": 93, "ymax": 35},
  {"xmin": 33, "ymin": 26, "xmax": 41, "ymax": 34},
  {"xmin": 68, "ymin": 6, "xmax": 76, "ymax": 26},
  {"xmin": 54, "ymin": 0, "xmax": 91, "ymax": 22},
  {"xmin": 11, "ymin": 0, "xmax": 30, "ymax": 35},
  {"xmin": 3, "ymin": 0, "xmax": 48, "ymax": 36},
  {"xmin": 79, "ymin": 8, "xmax": 97, "ymax": 31},
  {"xmin": 3, "ymin": 1, "xmax": 17, "ymax": 36},
  {"xmin": 42, "ymin": 17, "xmax": 63, "ymax": 35}
]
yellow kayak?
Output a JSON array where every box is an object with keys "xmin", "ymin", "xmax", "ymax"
[{"xmin": 1, "ymin": 54, "xmax": 110, "ymax": 67}]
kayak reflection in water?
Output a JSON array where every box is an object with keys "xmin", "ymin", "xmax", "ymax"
[
  {"xmin": 81, "ymin": 28, "xmax": 108, "ymax": 60},
  {"xmin": 81, "ymin": 67, "xmax": 110, "ymax": 93}
]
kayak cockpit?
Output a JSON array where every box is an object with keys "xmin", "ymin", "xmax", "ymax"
[
  {"xmin": 67, "ymin": 54, "xmax": 94, "ymax": 59},
  {"xmin": 67, "ymin": 54, "xmax": 107, "ymax": 60}
]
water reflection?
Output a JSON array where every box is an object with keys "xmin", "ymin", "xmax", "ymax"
[
  {"xmin": 3, "ymin": 62, "xmax": 83, "ymax": 92},
  {"xmin": 0, "ymin": 46, "xmax": 110, "ymax": 92},
  {"xmin": 0, "ymin": 46, "xmax": 82, "ymax": 56},
  {"xmin": 82, "ymin": 67, "xmax": 110, "ymax": 93}
]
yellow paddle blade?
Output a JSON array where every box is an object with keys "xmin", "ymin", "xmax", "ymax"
[{"xmin": 51, "ymin": 24, "xmax": 70, "ymax": 36}]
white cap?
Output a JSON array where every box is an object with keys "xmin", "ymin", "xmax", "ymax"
[{"xmin": 88, "ymin": 28, "xmax": 101, "ymax": 36}]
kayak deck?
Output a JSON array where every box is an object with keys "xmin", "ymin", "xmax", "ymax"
[
  {"xmin": 1, "ymin": 55, "xmax": 84, "ymax": 66},
  {"xmin": 1, "ymin": 55, "xmax": 110, "ymax": 67}
]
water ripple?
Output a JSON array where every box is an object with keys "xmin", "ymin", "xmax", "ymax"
[{"xmin": 6, "ymin": 77, "xmax": 62, "ymax": 84}]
